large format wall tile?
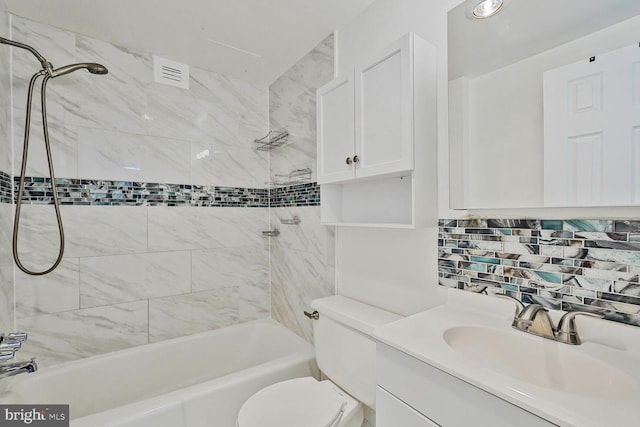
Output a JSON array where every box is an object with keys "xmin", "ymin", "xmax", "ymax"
[
  {"xmin": 15, "ymin": 205, "xmax": 148, "ymax": 259},
  {"xmin": 268, "ymin": 35, "xmax": 335, "ymax": 342},
  {"xmin": 0, "ymin": 9, "xmax": 11, "ymax": 174},
  {"xmin": 269, "ymin": 34, "xmax": 334, "ymax": 183},
  {"xmin": 0, "ymin": 203, "xmax": 14, "ymax": 332},
  {"xmin": 17, "ymin": 300, "xmax": 149, "ymax": 367},
  {"xmin": 239, "ymin": 283, "xmax": 270, "ymax": 323},
  {"xmin": 190, "ymin": 68, "xmax": 268, "ymax": 119},
  {"xmin": 271, "ymin": 244, "xmax": 335, "ymax": 342},
  {"xmin": 76, "ymin": 34, "xmax": 153, "ymax": 88},
  {"xmin": 77, "ymin": 127, "xmax": 191, "ymax": 184},
  {"xmin": 0, "ymin": 11, "xmax": 13, "ymax": 332},
  {"xmin": 12, "ymin": 121, "xmax": 78, "ymax": 179},
  {"xmin": 271, "ymin": 206, "xmax": 334, "ymax": 255},
  {"xmin": 15, "ymin": 257, "xmax": 80, "ymax": 318},
  {"xmin": 148, "ymin": 206, "xmax": 266, "ymax": 252},
  {"xmin": 149, "ymin": 287, "xmax": 239, "ymax": 342},
  {"xmin": 10, "ymin": 16, "xmax": 76, "ymax": 79},
  {"xmin": 146, "ymin": 85, "xmax": 239, "ymax": 143},
  {"xmin": 80, "ymin": 251, "xmax": 191, "ymax": 308},
  {"xmin": 65, "ymin": 73, "xmax": 148, "ymax": 135},
  {"xmin": 192, "ymin": 245, "xmax": 267, "ymax": 292},
  {"xmin": 190, "ymin": 140, "xmax": 269, "ymax": 188}
]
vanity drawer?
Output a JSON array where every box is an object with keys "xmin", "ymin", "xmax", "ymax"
[
  {"xmin": 377, "ymin": 387, "xmax": 439, "ymax": 427},
  {"xmin": 377, "ymin": 343, "xmax": 557, "ymax": 427}
]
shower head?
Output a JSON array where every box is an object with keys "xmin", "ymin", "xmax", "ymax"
[{"xmin": 51, "ymin": 63, "xmax": 109, "ymax": 78}]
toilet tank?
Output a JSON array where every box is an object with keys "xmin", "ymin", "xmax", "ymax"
[{"xmin": 310, "ymin": 296, "xmax": 402, "ymax": 408}]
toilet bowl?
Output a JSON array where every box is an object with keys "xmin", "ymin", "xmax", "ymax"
[
  {"xmin": 236, "ymin": 295, "xmax": 402, "ymax": 427},
  {"xmin": 237, "ymin": 377, "xmax": 362, "ymax": 427}
]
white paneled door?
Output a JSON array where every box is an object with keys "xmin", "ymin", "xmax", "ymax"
[{"xmin": 544, "ymin": 43, "xmax": 640, "ymax": 206}]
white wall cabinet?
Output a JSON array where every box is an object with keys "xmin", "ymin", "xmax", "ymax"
[
  {"xmin": 317, "ymin": 76, "xmax": 356, "ymax": 183},
  {"xmin": 376, "ymin": 343, "xmax": 557, "ymax": 427},
  {"xmin": 317, "ymin": 33, "xmax": 436, "ymax": 228}
]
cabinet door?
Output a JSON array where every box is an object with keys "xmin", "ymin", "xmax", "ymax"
[
  {"xmin": 355, "ymin": 34, "xmax": 413, "ymax": 179},
  {"xmin": 317, "ymin": 75, "xmax": 355, "ymax": 184}
]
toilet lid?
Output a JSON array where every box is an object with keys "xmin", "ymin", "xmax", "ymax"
[{"xmin": 237, "ymin": 377, "xmax": 351, "ymax": 427}]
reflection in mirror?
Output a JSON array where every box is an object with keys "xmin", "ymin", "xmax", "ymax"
[{"xmin": 448, "ymin": 0, "xmax": 640, "ymax": 209}]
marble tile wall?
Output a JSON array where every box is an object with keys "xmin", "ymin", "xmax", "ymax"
[
  {"xmin": 0, "ymin": 7, "xmax": 14, "ymax": 334},
  {"xmin": 439, "ymin": 218, "xmax": 640, "ymax": 327},
  {"xmin": 269, "ymin": 35, "xmax": 336, "ymax": 342},
  {"xmin": 5, "ymin": 15, "xmax": 271, "ymax": 366}
]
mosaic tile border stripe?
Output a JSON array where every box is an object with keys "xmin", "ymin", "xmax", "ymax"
[
  {"xmin": 438, "ymin": 218, "xmax": 640, "ymax": 328},
  {"xmin": 271, "ymin": 183, "xmax": 320, "ymax": 207},
  {"xmin": 0, "ymin": 172, "xmax": 319, "ymax": 208},
  {"xmin": 0, "ymin": 171, "xmax": 11, "ymax": 204}
]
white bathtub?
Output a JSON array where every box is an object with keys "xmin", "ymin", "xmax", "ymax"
[{"xmin": 0, "ymin": 319, "xmax": 317, "ymax": 427}]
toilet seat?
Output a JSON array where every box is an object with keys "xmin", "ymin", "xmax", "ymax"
[{"xmin": 237, "ymin": 377, "xmax": 362, "ymax": 427}]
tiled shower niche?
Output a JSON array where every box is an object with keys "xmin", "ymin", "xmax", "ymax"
[{"xmin": 438, "ymin": 218, "xmax": 640, "ymax": 327}]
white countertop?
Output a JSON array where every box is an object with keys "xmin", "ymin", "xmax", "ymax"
[{"xmin": 373, "ymin": 289, "xmax": 640, "ymax": 427}]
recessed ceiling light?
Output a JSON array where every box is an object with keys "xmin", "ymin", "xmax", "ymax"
[{"xmin": 472, "ymin": 0, "xmax": 503, "ymax": 19}]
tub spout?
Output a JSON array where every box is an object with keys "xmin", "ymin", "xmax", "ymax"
[{"xmin": 0, "ymin": 358, "xmax": 37, "ymax": 379}]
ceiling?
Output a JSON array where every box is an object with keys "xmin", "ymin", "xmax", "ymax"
[
  {"xmin": 448, "ymin": 0, "xmax": 640, "ymax": 79},
  {"xmin": 4, "ymin": 0, "xmax": 376, "ymax": 85}
]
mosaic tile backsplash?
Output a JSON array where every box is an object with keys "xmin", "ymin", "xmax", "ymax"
[
  {"xmin": 439, "ymin": 218, "xmax": 640, "ymax": 327},
  {"xmin": 0, "ymin": 172, "xmax": 319, "ymax": 208}
]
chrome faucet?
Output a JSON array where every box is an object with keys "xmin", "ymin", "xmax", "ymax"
[
  {"xmin": 0, "ymin": 332, "xmax": 37, "ymax": 379},
  {"xmin": 496, "ymin": 294, "xmax": 603, "ymax": 345}
]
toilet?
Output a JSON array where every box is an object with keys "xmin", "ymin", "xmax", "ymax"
[{"xmin": 237, "ymin": 295, "xmax": 401, "ymax": 427}]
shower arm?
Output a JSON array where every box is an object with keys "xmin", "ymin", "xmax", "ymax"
[{"xmin": 0, "ymin": 36, "xmax": 54, "ymax": 75}]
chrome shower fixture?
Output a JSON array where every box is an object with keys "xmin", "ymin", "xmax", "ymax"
[
  {"xmin": 0, "ymin": 36, "xmax": 109, "ymax": 276},
  {"xmin": 0, "ymin": 36, "xmax": 52, "ymax": 72},
  {"xmin": 52, "ymin": 62, "xmax": 109, "ymax": 77}
]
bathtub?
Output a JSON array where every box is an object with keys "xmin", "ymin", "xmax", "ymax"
[{"xmin": 0, "ymin": 319, "xmax": 317, "ymax": 427}]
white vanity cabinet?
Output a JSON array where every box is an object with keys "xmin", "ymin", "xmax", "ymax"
[
  {"xmin": 376, "ymin": 343, "xmax": 557, "ymax": 427},
  {"xmin": 317, "ymin": 33, "xmax": 436, "ymax": 228}
]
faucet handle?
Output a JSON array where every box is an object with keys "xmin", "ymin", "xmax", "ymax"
[
  {"xmin": 5, "ymin": 332, "xmax": 28, "ymax": 343},
  {"xmin": 0, "ymin": 350, "xmax": 15, "ymax": 362},
  {"xmin": 556, "ymin": 310, "xmax": 604, "ymax": 345},
  {"xmin": 495, "ymin": 294, "xmax": 525, "ymax": 317},
  {"xmin": 0, "ymin": 340, "xmax": 22, "ymax": 351}
]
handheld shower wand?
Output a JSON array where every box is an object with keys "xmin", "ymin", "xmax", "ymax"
[{"xmin": 1, "ymin": 36, "xmax": 109, "ymax": 276}]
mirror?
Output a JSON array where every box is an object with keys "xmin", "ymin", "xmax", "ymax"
[{"xmin": 448, "ymin": 0, "xmax": 640, "ymax": 208}]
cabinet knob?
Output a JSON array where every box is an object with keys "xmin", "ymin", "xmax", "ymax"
[
  {"xmin": 345, "ymin": 157, "xmax": 352, "ymax": 165},
  {"xmin": 353, "ymin": 155, "xmax": 359, "ymax": 163}
]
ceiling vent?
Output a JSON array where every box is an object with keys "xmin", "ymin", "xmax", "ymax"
[{"xmin": 153, "ymin": 55, "xmax": 190, "ymax": 89}]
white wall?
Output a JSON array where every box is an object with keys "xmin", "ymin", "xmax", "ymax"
[{"xmin": 333, "ymin": 0, "xmax": 450, "ymax": 316}]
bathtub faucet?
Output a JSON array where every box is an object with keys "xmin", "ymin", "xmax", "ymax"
[{"xmin": 0, "ymin": 332, "xmax": 37, "ymax": 379}]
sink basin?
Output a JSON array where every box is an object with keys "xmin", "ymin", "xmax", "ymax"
[{"xmin": 444, "ymin": 326, "xmax": 635, "ymax": 399}]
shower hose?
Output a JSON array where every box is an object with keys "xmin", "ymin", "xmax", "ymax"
[{"xmin": 12, "ymin": 70, "xmax": 65, "ymax": 276}]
